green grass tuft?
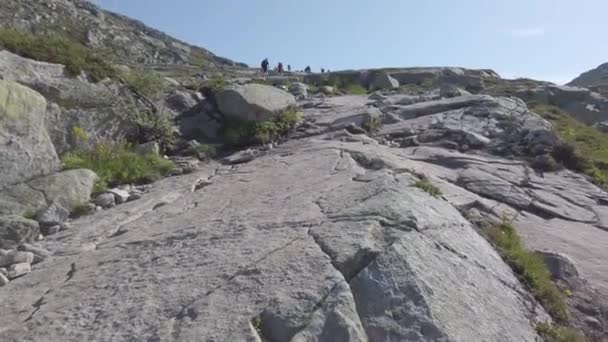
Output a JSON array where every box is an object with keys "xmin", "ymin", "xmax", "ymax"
[
  {"xmin": 414, "ymin": 178, "xmax": 442, "ymax": 197},
  {"xmin": 530, "ymin": 103, "xmax": 608, "ymax": 186},
  {"xmin": 483, "ymin": 222, "xmax": 568, "ymax": 321},
  {"xmin": 536, "ymin": 323, "xmax": 587, "ymax": 342},
  {"xmin": 62, "ymin": 141, "xmax": 175, "ymax": 186},
  {"xmin": 0, "ymin": 29, "xmax": 116, "ymax": 82},
  {"xmin": 341, "ymin": 83, "xmax": 368, "ymax": 95}
]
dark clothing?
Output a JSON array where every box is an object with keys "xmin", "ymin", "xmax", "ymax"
[
  {"xmin": 304, "ymin": 66, "xmax": 311, "ymax": 73},
  {"xmin": 278, "ymin": 63, "xmax": 284, "ymax": 73},
  {"xmin": 261, "ymin": 59, "xmax": 269, "ymax": 72}
]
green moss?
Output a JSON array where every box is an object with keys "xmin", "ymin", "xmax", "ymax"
[
  {"xmin": 536, "ymin": 323, "xmax": 587, "ymax": 342},
  {"xmin": 530, "ymin": 103, "xmax": 608, "ymax": 186},
  {"xmin": 0, "ymin": 29, "xmax": 117, "ymax": 82},
  {"xmin": 62, "ymin": 141, "xmax": 175, "ymax": 186},
  {"xmin": 21, "ymin": 208, "xmax": 38, "ymax": 220},
  {"xmin": 483, "ymin": 222, "xmax": 568, "ymax": 321},
  {"xmin": 414, "ymin": 178, "xmax": 442, "ymax": 197}
]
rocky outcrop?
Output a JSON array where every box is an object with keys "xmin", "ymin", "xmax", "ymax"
[
  {"xmin": 215, "ymin": 83, "xmax": 296, "ymax": 122},
  {"xmin": 368, "ymin": 72, "xmax": 399, "ymax": 90},
  {"xmin": 0, "ymin": 79, "xmax": 60, "ymax": 188}
]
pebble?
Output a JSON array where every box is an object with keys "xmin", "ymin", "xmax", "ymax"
[
  {"xmin": 0, "ymin": 251, "xmax": 34, "ymax": 267},
  {"xmin": 8, "ymin": 263, "xmax": 31, "ymax": 279},
  {"xmin": 94, "ymin": 193, "xmax": 116, "ymax": 209},
  {"xmin": 128, "ymin": 193, "xmax": 142, "ymax": 201},
  {"xmin": 0, "ymin": 273, "xmax": 8, "ymax": 286},
  {"xmin": 35, "ymin": 234, "xmax": 44, "ymax": 241},
  {"xmin": 0, "ymin": 267, "xmax": 7, "ymax": 276}
]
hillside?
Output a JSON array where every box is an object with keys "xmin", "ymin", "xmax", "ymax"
[
  {"xmin": 569, "ymin": 62, "xmax": 608, "ymax": 97},
  {"xmin": 0, "ymin": 1, "xmax": 607, "ymax": 341},
  {"xmin": 0, "ymin": 0, "xmax": 245, "ymax": 68}
]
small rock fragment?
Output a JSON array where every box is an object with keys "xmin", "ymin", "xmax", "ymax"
[
  {"xmin": 0, "ymin": 267, "xmax": 7, "ymax": 276},
  {"xmin": 94, "ymin": 193, "xmax": 116, "ymax": 208},
  {"xmin": 35, "ymin": 234, "xmax": 44, "ymax": 241},
  {"xmin": 128, "ymin": 193, "xmax": 142, "ymax": 201},
  {"xmin": 0, "ymin": 249, "xmax": 8, "ymax": 256},
  {"xmin": 8, "ymin": 262, "xmax": 31, "ymax": 279},
  {"xmin": 18, "ymin": 243, "xmax": 51, "ymax": 258},
  {"xmin": 37, "ymin": 203, "xmax": 70, "ymax": 227},
  {"xmin": 0, "ymin": 251, "xmax": 34, "ymax": 267},
  {"xmin": 32, "ymin": 254, "xmax": 44, "ymax": 264},
  {"xmin": 0, "ymin": 273, "xmax": 8, "ymax": 286},
  {"xmin": 42, "ymin": 225, "xmax": 62, "ymax": 236},
  {"xmin": 107, "ymin": 189, "xmax": 130, "ymax": 204}
]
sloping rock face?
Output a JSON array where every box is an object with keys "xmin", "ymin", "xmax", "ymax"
[
  {"xmin": 0, "ymin": 78, "xmax": 60, "ymax": 188},
  {"xmin": 368, "ymin": 72, "xmax": 399, "ymax": 90},
  {"xmin": 215, "ymin": 83, "xmax": 296, "ymax": 122},
  {"xmin": 0, "ymin": 141, "xmax": 546, "ymax": 341}
]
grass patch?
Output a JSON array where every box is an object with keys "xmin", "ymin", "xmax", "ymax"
[
  {"xmin": 530, "ymin": 103, "xmax": 608, "ymax": 185},
  {"xmin": 62, "ymin": 141, "xmax": 175, "ymax": 186},
  {"xmin": 483, "ymin": 221, "xmax": 568, "ymax": 321},
  {"xmin": 414, "ymin": 177, "xmax": 442, "ymax": 197},
  {"xmin": 341, "ymin": 83, "xmax": 368, "ymax": 95},
  {"xmin": 536, "ymin": 323, "xmax": 587, "ymax": 342},
  {"xmin": 220, "ymin": 108, "xmax": 302, "ymax": 147},
  {"xmin": 0, "ymin": 29, "xmax": 116, "ymax": 82},
  {"xmin": 21, "ymin": 208, "xmax": 38, "ymax": 220}
]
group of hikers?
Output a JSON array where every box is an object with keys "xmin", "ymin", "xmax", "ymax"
[{"xmin": 260, "ymin": 58, "xmax": 329, "ymax": 76}]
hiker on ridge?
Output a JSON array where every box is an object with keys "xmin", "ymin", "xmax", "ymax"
[
  {"xmin": 278, "ymin": 62, "xmax": 284, "ymax": 73},
  {"xmin": 261, "ymin": 58, "xmax": 269, "ymax": 76},
  {"xmin": 287, "ymin": 64, "xmax": 291, "ymax": 72},
  {"xmin": 304, "ymin": 65, "xmax": 311, "ymax": 73}
]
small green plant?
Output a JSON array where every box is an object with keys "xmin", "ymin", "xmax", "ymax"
[
  {"xmin": 122, "ymin": 68, "xmax": 165, "ymax": 98},
  {"xmin": 62, "ymin": 140, "xmax": 175, "ymax": 186},
  {"xmin": 536, "ymin": 323, "xmax": 587, "ymax": 342},
  {"xmin": 71, "ymin": 126, "xmax": 89, "ymax": 145},
  {"xmin": 483, "ymin": 221, "xmax": 567, "ymax": 321},
  {"xmin": 414, "ymin": 177, "xmax": 442, "ymax": 197},
  {"xmin": 0, "ymin": 29, "xmax": 116, "ymax": 82},
  {"xmin": 201, "ymin": 77, "xmax": 228, "ymax": 95},
  {"xmin": 93, "ymin": 179, "xmax": 108, "ymax": 195}
]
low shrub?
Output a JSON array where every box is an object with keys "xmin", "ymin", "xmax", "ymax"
[
  {"xmin": 536, "ymin": 323, "xmax": 587, "ymax": 342},
  {"xmin": 0, "ymin": 29, "xmax": 116, "ymax": 82},
  {"xmin": 414, "ymin": 178, "xmax": 442, "ymax": 197},
  {"xmin": 122, "ymin": 68, "xmax": 165, "ymax": 98},
  {"xmin": 220, "ymin": 108, "xmax": 302, "ymax": 146},
  {"xmin": 483, "ymin": 221, "xmax": 567, "ymax": 321},
  {"xmin": 62, "ymin": 141, "xmax": 175, "ymax": 186}
]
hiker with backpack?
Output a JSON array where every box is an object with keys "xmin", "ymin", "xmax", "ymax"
[{"xmin": 261, "ymin": 58, "xmax": 269, "ymax": 76}]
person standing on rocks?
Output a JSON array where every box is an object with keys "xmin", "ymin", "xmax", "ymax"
[
  {"xmin": 278, "ymin": 62, "xmax": 284, "ymax": 74},
  {"xmin": 304, "ymin": 65, "xmax": 311, "ymax": 73},
  {"xmin": 287, "ymin": 64, "xmax": 291, "ymax": 72},
  {"xmin": 261, "ymin": 58, "xmax": 269, "ymax": 77}
]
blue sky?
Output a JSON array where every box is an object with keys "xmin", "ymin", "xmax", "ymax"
[{"xmin": 98, "ymin": 0, "xmax": 608, "ymax": 84}]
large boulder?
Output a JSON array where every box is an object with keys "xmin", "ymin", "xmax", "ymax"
[
  {"xmin": 0, "ymin": 216, "xmax": 40, "ymax": 250},
  {"xmin": 0, "ymin": 79, "xmax": 60, "ymax": 188},
  {"xmin": 368, "ymin": 72, "xmax": 400, "ymax": 91},
  {"xmin": 27, "ymin": 169, "xmax": 99, "ymax": 211},
  {"xmin": 215, "ymin": 83, "xmax": 296, "ymax": 122}
]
